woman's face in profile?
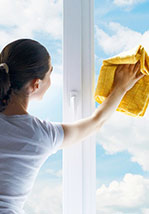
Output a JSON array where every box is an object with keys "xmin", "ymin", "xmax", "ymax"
[
  {"xmin": 29, "ymin": 59, "xmax": 53, "ymax": 101},
  {"xmin": 36, "ymin": 62, "xmax": 53, "ymax": 100}
]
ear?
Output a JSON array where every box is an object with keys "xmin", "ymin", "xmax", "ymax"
[
  {"xmin": 32, "ymin": 78, "xmax": 41, "ymax": 90},
  {"xmin": 26, "ymin": 78, "xmax": 41, "ymax": 95}
]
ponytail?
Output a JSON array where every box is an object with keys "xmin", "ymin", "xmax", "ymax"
[{"xmin": 0, "ymin": 61, "xmax": 12, "ymax": 112}]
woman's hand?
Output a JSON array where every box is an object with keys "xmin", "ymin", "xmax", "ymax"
[
  {"xmin": 113, "ymin": 61, "xmax": 145, "ymax": 92},
  {"xmin": 61, "ymin": 61, "xmax": 147, "ymax": 149}
]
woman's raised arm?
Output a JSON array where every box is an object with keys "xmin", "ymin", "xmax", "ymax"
[{"xmin": 59, "ymin": 62, "xmax": 144, "ymax": 150}]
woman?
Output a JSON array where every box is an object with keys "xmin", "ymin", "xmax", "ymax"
[{"xmin": 0, "ymin": 38, "xmax": 144, "ymax": 214}]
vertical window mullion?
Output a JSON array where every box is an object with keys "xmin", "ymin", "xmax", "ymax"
[{"xmin": 63, "ymin": 0, "xmax": 96, "ymax": 213}]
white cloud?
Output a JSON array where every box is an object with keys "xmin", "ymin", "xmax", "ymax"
[
  {"xmin": 27, "ymin": 71, "xmax": 63, "ymax": 118},
  {"xmin": 24, "ymin": 179, "xmax": 62, "ymax": 214},
  {"xmin": 24, "ymin": 173, "xmax": 149, "ymax": 214},
  {"xmin": 96, "ymin": 173, "xmax": 149, "ymax": 214},
  {"xmin": 50, "ymin": 69, "xmax": 63, "ymax": 86},
  {"xmin": 45, "ymin": 168, "xmax": 62, "ymax": 177},
  {"xmin": 95, "ymin": 21, "xmax": 149, "ymax": 171},
  {"xmin": 95, "ymin": 22, "xmax": 149, "ymax": 56},
  {"xmin": 0, "ymin": 0, "xmax": 62, "ymax": 49},
  {"xmin": 113, "ymin": 0, "xmax": 145, "ymax": 7},
  {"xmin": 142, "ymin": 208, "xmax": 149, "ymax": 214},
  {"xmin": 96, "ymin": 106, "xmax": 149, "ymax": 171},
  {"xmin": 95, "ymin": 22, "xmax": 142, "ymax": 55}
]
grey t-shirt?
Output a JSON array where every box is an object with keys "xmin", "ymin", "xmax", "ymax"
[{"xmin": 0, "ymin": 112, "xmax": 64, "ymax": 214}]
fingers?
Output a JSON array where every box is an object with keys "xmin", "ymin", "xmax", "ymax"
[
  {"xmin": 115, "ymin": 61, "xmax": 141, "ymax": 76},
  {"xmin": 128, "ymin": 61, "xmax": 139, "ymax": 73},
  {"xmin": 125, "ymin": 64, "xmax": 130, "ymax": 69},
  {"xmin": 115, "ymin": 64, "xmax": 124, "ymax": 73},
  {"xmin": 130, "ymin": 60, "xmax": 145, "ymax": 81},
  {"xmin": 116, "ymin": 64, "xmax": 132, "ymax": 73},
  {"xmin": 134, "ymin": 60, "xmax": 140, "ymax": 73},
  {"xmin": 135, "ymin": 60, "xmax": 145, "ymax": 80},
  {"xmin": 136, "ymin": 71, "xmax": 145, "ymax": 80},
  {"xmin": 129, "ymin": 60, "xmax": 145, "ymax": 81},
  {"xmin": 129, "ymin": 63, "xmax": 136, "ymax": 72}
]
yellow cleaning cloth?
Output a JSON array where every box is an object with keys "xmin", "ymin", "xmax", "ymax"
[{"xmin": 94, "ymin": 45, "xmax": 149, "ymax": 117}]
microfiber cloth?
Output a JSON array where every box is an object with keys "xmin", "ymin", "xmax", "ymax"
[{"xmin": 94, "ymin": 45, "xmax": 149, "ymax": 117}]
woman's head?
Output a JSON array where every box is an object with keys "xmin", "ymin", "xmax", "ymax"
[{"xmin": 0, "ymin": 38, "xmax": 52, "ymax": 112}]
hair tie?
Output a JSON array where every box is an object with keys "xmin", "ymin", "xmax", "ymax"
[{"xmin": 0, "ymin": 63, "xmax": 9, "ymax": 74}]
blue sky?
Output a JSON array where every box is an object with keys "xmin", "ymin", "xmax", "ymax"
[
  {"xmin": 1, "ymin": 0, "xmax": 149, "ymax": 213},
  {"xmin": 94, "ymin": 1, "xmax": 149, "ymax": 213},
  {"xmin": 94, "ymin": 0, "xmax": 149, "ymax": 185}
]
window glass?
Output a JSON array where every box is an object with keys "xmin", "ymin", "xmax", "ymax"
[
  {"xmin": 0, "ymin": 1, "xmax": 63, "ymax": 213},
  {"xmin": 94, "ymin": 1, "xmax": 149, "ymax": 213}
]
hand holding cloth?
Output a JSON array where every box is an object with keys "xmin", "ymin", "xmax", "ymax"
[{"xmin": 94, "ymin": 45, "xmax": 149, "ymax": 117}]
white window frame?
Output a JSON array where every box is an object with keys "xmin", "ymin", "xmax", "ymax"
[{"xmin": 63, "ymin": 0, "xmax": 96, "ymax": 213}]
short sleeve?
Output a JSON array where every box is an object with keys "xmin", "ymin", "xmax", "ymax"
[
  {"xmin": 50, "ymin": 122, "xmax": 64, "ymax": 154},
  {"xmin": 42, "ymin": 120, "xmax": 64, "ymax": 154}
]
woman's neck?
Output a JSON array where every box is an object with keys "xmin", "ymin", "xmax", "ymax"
[{"xmin": 1, "ymin": 94, "xmax": 29, "ymax": 116}]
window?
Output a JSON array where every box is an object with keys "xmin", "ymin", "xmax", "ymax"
[
  {"xmin": 0, "ymin": 1, "xmax": 63, "ymax": 213},
  {"xmin": 95, "ymin": 1, "xmax": 149, "ymax": 213},
  {"xmin": 2, "ymin": 1, "xmax": 147, "ymax": 213},
  {"xmin": 62, "ymin": 0, "xmax": 96, "ymax": 213}
]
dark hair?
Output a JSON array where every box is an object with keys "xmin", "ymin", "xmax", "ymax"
[{"xmin": 0, "ymin": 38, "xmax": 50, "ymax": 112}]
